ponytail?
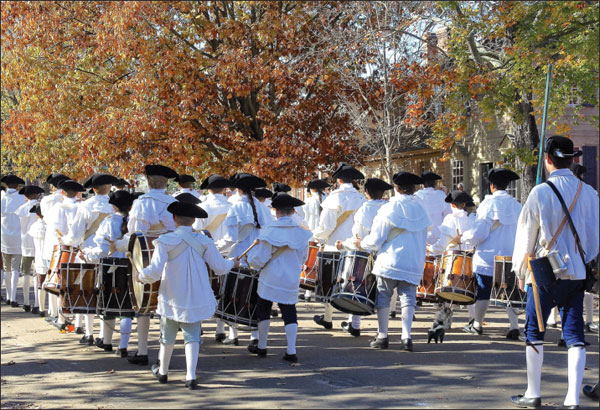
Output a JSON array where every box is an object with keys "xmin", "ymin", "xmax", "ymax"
[
  {"xmin": 317, "ymin": 189, "xmax": 325, "ymax": 216},
  {"xmin": 118, "ymin": 205, "xmax": 131, "ymax": 238},
  {"xmin": 244, "ymin": 189, "xmax": 261, "ymax": 229}
]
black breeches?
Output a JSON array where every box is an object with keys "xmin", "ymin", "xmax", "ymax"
[{"xmin": 256, "ymin": 296, "xmax": 297, "ymax": 325}]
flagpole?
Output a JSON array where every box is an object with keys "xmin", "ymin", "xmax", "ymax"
[{"xmin": 535, "ymin": 64, "xmax": 553, "ymax": 185}]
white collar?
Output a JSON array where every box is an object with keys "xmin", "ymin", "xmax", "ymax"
[
  {"xmin": 63, "ymin": 197, "xmax": 77, "ymax": 204},
  {"xmin": 549, "ymin": 168, "xmax": 574, "ymax": 178},
  {"xmin": 175, "ymin": 225, "xmax": 193, "ymax": 233},
  {"xmin": 6, "ymin": 188, "xmax": 17, "ymax": 194}
]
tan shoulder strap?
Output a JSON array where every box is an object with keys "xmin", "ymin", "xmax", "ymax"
[
  {"xmin": 386, "ymin": 227, "xmax": 404, "ymax": 243},
  {"xmin": 325, "ymin": 209, "xmax": 355, "ymax": 243},
  {"xmin": 545, "ymin": 181, "xmax": 582, "ymax": 251},
  {"xmin": 261, "ymin": 245, "xmax": 290, "ymax": 272},
  {"xmin": 167, "ymin": 241, "xmax": 189, "ymax": 261},
  {"xmin": 204, "ymin": 213, "xmax": 227, "ymax": 235},
  {"xmin": 83, "ymin": 213, "xmax": 110, "ymax": 241}
]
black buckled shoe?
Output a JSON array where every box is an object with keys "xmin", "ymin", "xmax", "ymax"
[
  {"xmin": 400, "ymin": 338, "xmax": 413, "ymax": 352},
  {"xmin": 127, "ymin": 352, "xmax": 149, "ymax": 365},
  {"xmin": 215, "ymin": 333, "xmax": 226, "ymax": 343},
  {"xmin": 283, "ymin": 353, "xmax": 298, "ymax": 363},
  {"xmin": 116, "ymin": 348, "xmax": 128, "ymax": 358},
  {"xmin": 222, "ymin": 337, "xmax": 239, "ymax": 346},
  {"xmin": 151, "ymin": 364, "xmax": 168, "ymax": 384},
  {"xmin": 583, "ymin": 383, "xmax": 599, "ymax": 400},
  {"xmin": 506, "ymin": 329, "xmax": 520, "ymax": 340},
  {"xmin": 313, "ymin": 315, "xmax": 332, "ymax": 330},
  {"xmin": 557, "ymin": 338, "xmax": 567, "ymax": 347},
  {"xmin": 95, "ymin": 338, "xmax": 104, "ymax": 349},
  {"xmin": 75, "ymin": 327, "xmax": 84, "ymax": 334},
  {"xmin": 247, "ymin": 344, "xmax": 267, "ymax": 357},
  {"xmin": 31, "ymin": 306, "xmax": 40, "ymax": 315},
  {"xmin": 103, "ymin": 344, "xmax": 113, "ymax": 352},
  {"xmin": 463, "ymin": 322, "xmax": 483, "ymax": 335},
  {"xmin": 22, "ymin": 305, "xmax": 31, "ymax": 312},
  {"xmin": 341, "ymin": 321, "xmax": 361, "ymax": 337},
  {"xmin": 185, "ymin": 379, "xmax": 198, "ymax": 390},
  {"xmin": 369, "ymin": 337, "xmax": 389, "ymax": 349},
  {"xmin": 11, "ymin": 301, "xmax": 19, "ymax": 308},
  {"xmin": 6, "ymin": 299, "xmax": 11, "ymax": 305},
  {"xmin": 79, "ymin": 335, "xmax": 94, "ymax": 345},
  {"xmin": 510, "ymin": 395, "xmax": 541, "ymax": 408}
]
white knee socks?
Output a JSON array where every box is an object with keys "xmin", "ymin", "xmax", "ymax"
[
  {"xmin": 4, "ymin": 270, "xmax": 12, "ymax": 301},
  {"xmin": 103, "ymin": 318, "xmax": 116, "ymax": 345},
  {"xmin": 250, "ymin": 330, "xmax": 258, "ymax": 341},
  {"xmin": 524, "ymin": 344, "xmax": 543, "ymax": 399},
  {"xmin": 285, "ymin": 323, "xmax": 298, "ymax": 355},
  {"xmin": 506, "ymin": 307, "xmax": 520, "ymax": 330},
  {"xmin": 84, "ymin": 314, "xmax": 94, "ymax": 337},
  {"xmin": 38, "ymin": 288, "xmax": 46, "ymax": 311},
  {"xmin": 23, "ymin": 276, "xmax": 31, "ymax": 306},
  {"xmin": 215, "ymin": 318, "xmax": 225, "ymax": 334},
  {"xmin": 119, "ymin": 318, "xmax": 132, "ymax": 349},
  {"xmin": 258, "ymin": 320, "xmax": 270, "ymax": 350},
  {"xmin": 49, "ymin": 294, "xmax": 57, "ymax": 318},
  {"xmin": 74, "ymin": 313, "xmax": 83, "ymax": 328},
  {"xmin": 583, "ymin": 292, "xmax": 594, "ymax": 324},
  {"xmin": 377, "ymin": 307, "xmax": 390, "ymax": 339},
  {"xmin": 185, "ymin": 342, "xmax": 200, "ymax": 381},
  {"xmin": 323, "ymin": 303, "xmax": 333, "ymax": 322},
  {"xmin": 10, "ymin": 270, "xmax": 19, "ymax": 301},
  {"xmin": 467, "ymin": 304, "xmax": 475, "ymax": 321},
  {"xmin": 137, "ymin": 315, "xmax": 150, "ymax": 355},
  {"xmin": 547, "ymin": 307, "xmax": 559, "ymax": 325},
  {"xmin": 32, "ymin": 276, "xmax": 39, "ymax": 307},
  {"xmin": 158, "ymin": 343, "xmax": 174, "ymax": 376},
  {"xmin": 228, "ymin": 325, "xmax": 239, "ymax": 340},
  {"xmin": 349, "ymin": 314, "xmax": 361, "ymax": 329},
  {"xmin": 564, "ymin": 346, "xmax": 586, "ymax": 406},
  {"xmin": 401, "ymin": 306, "xmax": 415, "ymax": 339},
  {"xmin": 473, "ymin": 299, "xmax": 489, "ymax": 329}
]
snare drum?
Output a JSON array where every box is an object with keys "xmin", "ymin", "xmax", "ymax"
[
  {"xmin": 330, "ymin": 250, "xmax": 377, "ymax": 315},
  {"xmin": 43, "ymin": 245, "xmax": 79, "ymax": 296},
  {"xmin": 435, "ymin": 250, "xmax": 475, "ymax": 304},
  {"xmin": 299, "ymin": 241, "xmax": 320, "ymax": 291},
  {"xmin": 314, "ymin": 251, "xmax": 341, "ymax": 301},
  {"xmin": 215, "ymin": 267, "xmax": 259, "ymax": 329},
  {"xmin": 60, "ymin": 263, "xmax": 97, "ymax": 314},
  {"xmin": 97, "ymin": 257, "xmax": 135, "ymax": 317},
  {"xmin": 128, "ymin": 233, "xmax": 161, "ymax": 314},
  {"xmin": 490, "ymin": 256, "xmax": 526, "ymax": 308},
  {"xmin": 417, "ymin": 255, "xmax": 441, "ymax": 303}
]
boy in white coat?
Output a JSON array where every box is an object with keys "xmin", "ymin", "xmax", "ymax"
[{"xmin": 246, "ymin": 193, "xmax": 312, "ymax": 362}]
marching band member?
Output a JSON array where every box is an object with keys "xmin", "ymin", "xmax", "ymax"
[
  {"xmin": 246, "ymin": 193, "xmax": 312, "ymax": 362},
  {"xmin": 126, "ymin": 164, "xmax": 178, "ymax": 366},
  {"xmin": 354, "ymin": 172, "xmax": 430, "ymax": 351},
  {"xmin": 113, "ymin": 178, "xmax": 131, "ymax": 192},
  {"xmin": 192, "ymin": 175, "xmax": 233, "ymax": 342},
  {"xmin": 40, "ymin": 173, "xmax": 69, "ymax": 217},
  {"xmin": 415, "ymin": 171, "xmax": 451, "ymax": 246},
  {"xmin": 172, "ymin": 174, "xmax": 201, "ymax": 199},
  {"xmin": 336, "ymin": 178, "xmax": 393, "ymax": 337},
  {"xmin": 510, "ymin": 136, "xmax": 599, "ymax": 409},
  {"xmin": 28, "ymin": 204, "xmax": 47, "ymax": 317},
  {"xmin": 83, "ymin": 190, "xmax": 135, "ymax": 358},
  {"xmin": 15, "ymin": 185, "xmax": 45, "ymax": 313},
  {"xmin": 220, "ymin": 173, "xmax": 273, "ymax": 346},
  {"xmin": 460, "ymin": 168, "xmax": 522, "ymax": 339},
  {"xmin": 272, "ymin": 182, "xmax": 307, "ymax": 226},
  {"xmin": 312, "ymin": 163, "xmax": 365, "ymax": 330},
  {"xmin": 430, "ymin": 190, "xmax": 475, "ymax": 255},
  {"xmin": 136, "ymin": 201, "xmax": 238, "ymax": 389},
  {"xmin": 1, "ymin": 175, "xmax": 26, "ymax": 307}
]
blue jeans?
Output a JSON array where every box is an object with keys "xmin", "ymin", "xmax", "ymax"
[
  {"xmin": 524, "ymin": 279, "xmax": 585, "ymax": 347},
  {"xmin": 475, "ymin": 274, "xmax": 493, "ymax": 301}
]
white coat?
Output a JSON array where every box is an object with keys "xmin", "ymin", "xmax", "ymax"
[
  {"xmin": 430, "ymin": 207, "xmax": 475, "ymax": 255},
  {"xmin": 341, "ymin": 199, "xmax": 387, "ymax": 249},
  {"xmin": 82, "ymin": 213, "xmax": 127, "ymax": 263},
  {"xmin": 127, "ymin": 189, "xmax": 176, "ymax": 234},
  {"xmin": 28, "ymin": 218, "xmax": 47, "ymax": 275},
  {"xmin": 303, "ymin": 193, "xmax": 326, "ymax": 231},
  {"xmin": 62, "ymin": 194, "xmax": 114, "ymax": 249},
  {"xmin": 15, "ymin": 199, "xmax": 39, "ymax": 257},
  {"xmin": 1, "ymin": 189, "xmax": 27, "ymax": 255},
  {"xmin": 192, "ymin": 193, "xmax": 231, "ymax": 248},
  {"xmin": 42, "ymin": 197, "xmax": 79, "ymax": 260},
  {"xmin": 40, "ymin": 190, "xmax": 63, "ymax": 218}
]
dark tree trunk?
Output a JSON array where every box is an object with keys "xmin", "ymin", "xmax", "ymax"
[{"xmin": 511, "ymin": 99, "xmax": 540, "ymax": 204}]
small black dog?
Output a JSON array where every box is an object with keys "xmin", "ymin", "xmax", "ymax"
[{"xmin": 427, "ymin": 306, "xmax": 453, "ymax": 344}]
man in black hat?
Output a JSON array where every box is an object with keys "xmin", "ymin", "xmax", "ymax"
[
  {"xmin": 15, "ymin": 186, "xmax": 46, "ymax": 312},
  {"xmin": 415, "ymin": 171, "xmax": 451, "ymax": 243},
  {"xmin": 245, "ymin": 193, "xmax": 312, "ymax": 362},
  {"xmin": 40, "ymin": 173, "xmax": 70, "ymax": 216},
  {"xmin": 430, "ymin": 190, "xmax": 475, "ymax": 255},
  {"xmin": 510, "ymin": 136, "xmax": 599, "ymax": 409},
  {"xmin": 460, "ymin": 168, "xmax": 523, "ymax": 339},
  {"xmin": 126, "ymin": 164, "xmax": 178, "ymax": 365},
  {"xmin": 172, "ymin": 174, "xmax": 200, "ymax": 199},
  {"xmin": 1, "ymin": 175, "xmax": 26, "ymax": 307},
  {"xmin": 136, "ymin": 201, "xmax": 238, "ymax": 389},
  {"xmin": 312, "ymin": 163, "xmax": 366, "ymax": 330},
  {"xmin": 335, "ymin": 177, "xmax": 393, "ymax": 336},
  {"xmin": 354, "ymin": 172, "xmax": 430, "ymax": 351},
  {"xmin": 114, "ymin": 178, "xmax": 131, "ymax": 192},
  {"xmin": 304, "ymin": 179, "xmax": 330, "ymax": 232}
]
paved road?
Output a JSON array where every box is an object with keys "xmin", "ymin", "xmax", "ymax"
[{"xmin": 1, "ymin": 285, "xmax": 598, "ymax": 409}]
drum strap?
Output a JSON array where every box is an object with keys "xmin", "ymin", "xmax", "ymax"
[
  {"xmin": 261, "ymin": 245, "xmax": 290, "ymax": 272},
  {"xmin": 167, "ymin": 241, "xmax": 189, "ymax": 261},
  {"xmin": 84, "ymin": 213, "xmax": 110, "ymax": 242},
  {"xmin": 173, "ymin": 229, "xmax": 207, "ymax": 260},
  {"xmin": 386, "ymin": 227, "xmax": 404, "ymax": 244},
  {"xmin": 149, "ymin": 223, "xmax": 165, "ymax": 233},
  {"xmin": 325, "ymin": 209, "xmax": 355, "ymax": 244},
  {"xmin": 204, "ymin": 213, "xmax": 227, "ymax": 235}
]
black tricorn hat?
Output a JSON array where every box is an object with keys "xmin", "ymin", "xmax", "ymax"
[
  {"xmin": 254, "ymin": 188, "xmax": 273, "ymax": 199},
  {"xmin": 272, "ymin": 182, "xmax": 291, "ymax": 193},
  {"xmin": 114, "ymin": 178, "xmax": 131, "ymax": 187},
  {"xmin": 58, "ymin": 180, "xmax": 85, "ymax": 192},
  {"xmin": 200, "ymin": 175, "xmax": 231, "ymax": 190},
  {"xmin": 108, "ymin": 191, "xmax": 135, "ymax": 209},
  {"xmin": 29, "ymin": 203, "xmax": 42, "ymax": 217},
  {"xmin": 271, "ymin": 193, "xmax": 305, "ymax": 209},
  {"xmin": 392, "ymin": 172, "xmax": 423, "ymax": 186},
  {"xmin": 307, "ymin": 179, "xmax": 330, "ymax": 190},
  {"xmin": 544, "ymin": 135, "xmax": 583, "ymax": 158},
  {"xmin": 487, "ymin": 168, "xmax": 520, "ymax": 185},
  {"xmin": 175, "ymin": 192, "xmax": 201, "ymax": 205},
  {"xmin": 46, "ymin": 173, "xmax": 70, "ymax": 186},
  {"xmin": 364, "ymin": 178, "xmax": 393, "ymax": 192},
  {"xmin": 19, "ymin": 185, "xmax": 45, "ymax": 197},
  {"xmin": 176, "ymin": 174, "xmax": 196, "ymax": 184},
  {"xmin": 331, "ymin": 163, "xmax": 365, "ymax": 180},
  {"xmin": 144, "ymin": 164, "xmax": 178, "ymax": 179},
  {"xmin": 83, "ymin": 173, "xmax": 120, "ymax": 188},
  {"xmin": 167, "ymin": 201, "xmax": 208, "ymax": 219},
  {"xmin": 445, "ymin": 190, "xmax": 471, "ymax": 204},
  {"xmin": 232, "ymin": 174, "xmax": 267, "ymax": 190},
  {"xmin": 421, "ymin": 171, "xmax": 442, "ymax": 181},
  {"xmin": 1, "ymin": 175, "xmax": 25, "ymax": 185}
]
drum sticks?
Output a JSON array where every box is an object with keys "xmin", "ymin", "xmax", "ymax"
[{"xmin": 236, "ymin": 239, "xmax": 260, "ymax": 262}]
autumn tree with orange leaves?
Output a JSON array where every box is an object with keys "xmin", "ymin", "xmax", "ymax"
[{"xmin": 1, "ymin": 1, "xmax": 361, "ymax": 184}]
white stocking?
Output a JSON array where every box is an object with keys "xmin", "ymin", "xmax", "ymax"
[
  {"xmin": 22, "ymin": 275, "xmax": 31, "ymax": 306},
  {"xmin": 38, "ymin": 288, "xmax": 46, "ymax": 311},
  {"xmin": 10, "ymin": 270, "xmax": 19, "ymax": 301},
  {"xmin": 564, "ymin": 346, "xmax": 586, "ymax": 406},
  {"xmin": 136, "ymin": 315, "xmax": 150, "ymax": 355},
  {"xmin": 215, "ymin": 318, "xmax": 225, "ymax": 334},
  {"xmin": 257, "ymin": 320, "xmax": 270, "ymax": 350},
  {"xmin": 323, "ymin": 303, "xmax": 333, "ymax": 322},
  {"xmin": 401, "ymin": 306, "xmax": 415, "ymax": 339},
  {"xmin": 103, "ymin": 318, "xmax": 116, "ymax": 345},
  {"xmin": 350, "ymin": 314, "xmax": 361, "ymax": 329},
  {"xmin": 583, "ymin": 292, "xmax": 594, "ymax": 324},
  {"xmin": 250, "ymin": 330, "xmax": 258, "ymax": 341},
  {"xmin": 506, "ymin": 307, "xmax": 520, "ymax": 330},
  {"xmin": 547, "ymin": 307, "xmax": 559, "ymax": 325},
  {"xmin": 467, "ymin": 304, "xmax": 475, "ymax": 321},
  {"xmin": 74, "ymin": 313, "xmax": 83, "ymax": 328},
  {"xmin": 119, "ymin": 318, "xmax": 132, "ymax": 349},
  {"xmin": 158, "ymin": 343, "xmax": 174, "ymax": 376},
  {"xmin": 185, "ymin": 342, "xmax": 199, "ymax": 381},
  {"xmin": 473, "ymin": 299, "xmax": 489, "ymax": 329},
  {"xmin": 4, "ymin": 269, "xmax": 12, "ymax": 301},
  {"xmin": 228, "ymin": 325, "xmax": 239, "ymax": 340},
  {"xmin": 524, "ymin": 344, "xmax": 543, "ymax": 399},
  {"xmin": 32, "ymin": 276, "xmax": 39, "ymax": 307},
  {"xmin": 285, "ymin": 323, "xmax": 298, "ymax": 355},
  {"xmin": 84, "ymin": 313, "xmax": 94, "ymax": 337},
  {"xmin": 376, "ymin": 307, "xmax": 390, "ymax": 339}
]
